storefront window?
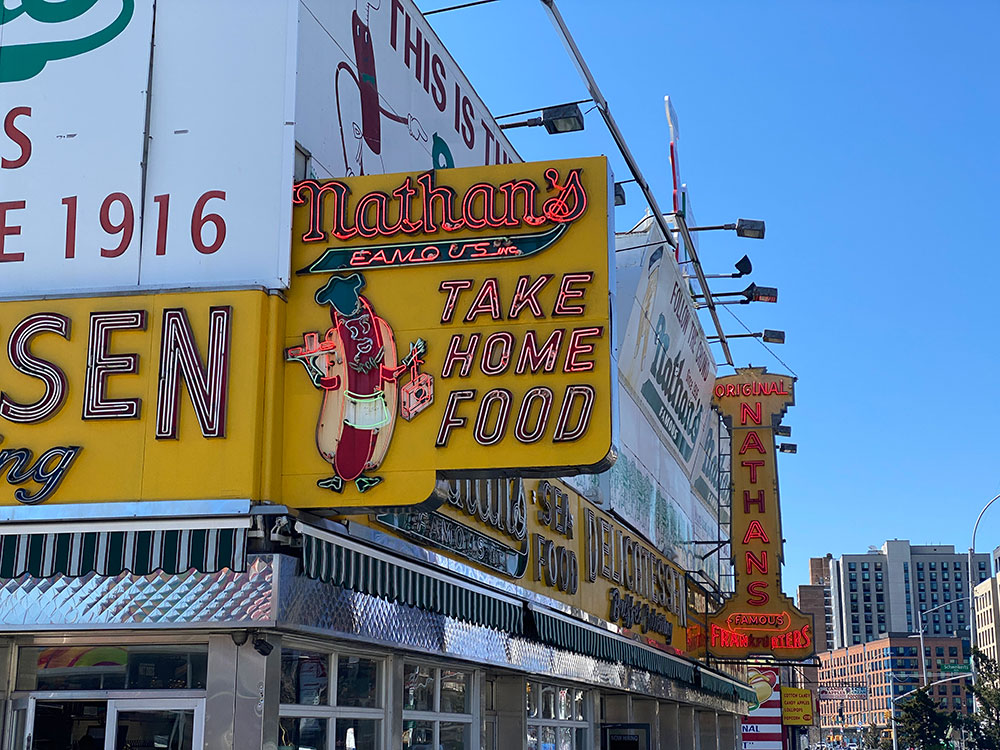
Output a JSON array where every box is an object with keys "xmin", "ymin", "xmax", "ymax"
[
  {"xmin": 279, "ymin": 647, "xmax": 384, "ymax": 750},
  {"xmin": 401, "ymin": 663, "xmax": 475, "ymax": 750},
  {"xmin": 16, "ymin": 645, "xmax": 207, "ymax": 692},
  {"xmin": 526, "ymin": 682, "xmax": 588, "ymax": 750},
  {"xmin": 279, "ymin": 717, "xmax": 327, "ymax": 750}
]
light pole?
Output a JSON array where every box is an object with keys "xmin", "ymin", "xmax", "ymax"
[
  {"xmin": 912, "ymin": 598, "xmax": 971, "ymax": 687},
  {"xmin": 890, "ymin": 672, "xmax": 973, "ymax": 750},
  {"xmin": 969, "ymin": 492, "xmax": 1000, "ymax": 697}
]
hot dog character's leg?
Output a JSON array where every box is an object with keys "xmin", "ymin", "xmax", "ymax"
[{"xmin": 317, "ymin": 475, "xmax": 345, "ymax": 492}]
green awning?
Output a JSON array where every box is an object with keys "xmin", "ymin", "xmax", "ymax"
[
  {"xmin": 0, "ymin": 526, "xmax": 248, "ymax": 578},
  {"xmin": 300, "ymin": 531, "xmax": 523, "ymax": 635},
  {"xmin": 699, "ymin": 670, "xmax": 754, "ymax": 703},
  {"xmin": 532, "ymin": 609, "xmax": 695, "ymax": 684}
]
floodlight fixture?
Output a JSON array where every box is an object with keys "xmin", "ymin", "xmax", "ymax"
[
  {"xmin": 687, "ymin": 218, "xmax": 766, "ymax": 240},
  {"xmin": 779, "ymin": 443, "xmax": 797, "ymax": 454},
  {"xmin": 498, "ymin": 103, "xmax": 586, "ymax": 133},
  {"xmin": 689, "ymin": 254, "xmax": 753, "ymax": 280},
  {"xmin": 762, "ymin": 329, "xmax": 785, "ymax": 344},
  {"xmin": 707, "ymin": 328, "xmax": 785, "ymax": 343},
  {"xmin": 736, "ymin": 218, "xmax": 766, "ymax": 239},
  {"xmin": 744, "ymin": 283, "xmax": 778, "ymax": 303},
  {"xmin": 614, "ymin": 182, "xmax": 626, "ymax": 206},
  {"xmin": 775, "ymin": 425, "xmax": 792, "ymax": 437},
  {"xmin": 693, "ymin": 283, "xmax": 778, "ymax": 305}
]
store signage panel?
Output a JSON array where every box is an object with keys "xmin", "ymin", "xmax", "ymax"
[
  {"xmin": 283, "ymin": 157, "xmax": 616, "ymax": 510},
  {"xmin": 780, "ymin": 687, "xmax": 814, "ymax": 726},
  {"xmin": 0, "ymin": 0, "xmax": 296, "ymax": 297},
  {"xmin": 0, "ymin": 291, "xmax": 274, "ymax": 506},
  {"xmin": 369, "ymin": 477, "xmax": 688, "ymax": 654},
  {"xmin": 708, "ymin": 368, "xmax": 814, "ymax": 660},
  {"xmin": 295, "ymin": 0, "xmax": 519, "ymax": 179}
]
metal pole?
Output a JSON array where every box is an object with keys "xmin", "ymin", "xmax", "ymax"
[
  {"xmin": 537, "ymin": 0, "xmax": 735, "ymax": 367},
  {"xmin": 969, "ymin": 491, "xmax": 1000, "ymax": 705},
  {"xmin": 890, "ymin": 673, "xmax": 898, "ymax": 750},
  {"xmin": 919, "ymin": 625, "xmax": 927, "ymax": 687}
]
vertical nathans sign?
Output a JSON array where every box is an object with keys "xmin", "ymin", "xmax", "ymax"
[
  {"xmin": 282, "ymin": 157, "xmax": 616, "ymax": 510},
  {"xmin": 708, "ymin": 368, "xmax": 813, "ymax": 660}
]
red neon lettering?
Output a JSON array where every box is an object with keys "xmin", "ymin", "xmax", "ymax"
[
  {"xmin": 461, "ymin": 183, "xmax": 504, "ymax": 229},
  {"xmin": 498, "ymin": 179, "xmax": 545, "ymax": 227},
  {"xmin": 742, "ymin": 460, "xmax": 765, "ymax": 483},
  {"xmin": 473, "ymin": 388, "xmax": 511, "ymax": 445},
  {"xmin": 738, "ymin": 430, "xmax": 767, "ymax": 455},
  {"xmin": 515, "ymin": 329, "xmax": 564, "ymax": 375},
  {"xmin": 726, "ymin": 384, "xmax": 737, "ymax": 396},
  {"xmin": 714, "ymin": 385, "xmax": 726, "ymax": 398},
  {"xmin": 741, "ymin": 401, "xmax": 762, "ymax": 425},
  {"xmin": 553, "ymin": 272, "xmax": 593, "ymax": 316},
  {"xmin": 463, "ymin": 278, "xmax": 502, "ymax": 322},
  {"xmin": 439, "ymin": 279, "xmax": 474, "ymax": 323},
  {"xmin": 563, "ymin": 326, "xmax": 603, "ymax": 373},
  {"xmin": 441, "ymin": 333, "xmax": 480, "ymax": 378},
  {"xmin": 746, "ymin": 550, "xmax": 768, "ymax": 575},
  {"xmin": 743, "ymin": 490, "xmax": 766, "ymax": 513},
  {"xmin": 480, "ymin": 332, "xmax": 514, "ymax": 376},
  {"xmin": 742, "ymin": 520, "xmax": 770, "ymax": 544},
  {"xmin": 541, "ymin": 168, "xmax": 588, "ymax": 223},
  {"xmin": 508, "ymin": 274, "xmax": 552, "ymax": 319},
  {"xmin": 552, "ymin": 384, "xmax": 595, "ymax": 442},
  {"xmin": 514, "ymin": 386, "xmax": 553, "ymax": 443},
  {"xmin": 436, "ymin": 389, "xmax": 476, "ymax": 446},
  {"xmin": 747, "ymin": 581, "xmax": 770, "ymax": 606}
]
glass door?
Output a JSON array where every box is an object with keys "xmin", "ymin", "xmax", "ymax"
[
  {"xmin": 104, "ymin": 699, "xmax": 204, "ymax": 750},
  {"xmin": 5, "ymin": 698, "xmax": 32, "ymax": 750}
]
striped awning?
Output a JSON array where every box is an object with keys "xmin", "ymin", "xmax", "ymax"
[
  {"xmin": 532, "ymin": 609, "xmax": 695, "ymax": 684},
  {"xmin": 0, "ymin": 525, "xmax": 248, "ymax": 578},
  {"xmin": 300, "ymin": 529, "xmax": 523, "ymax": 635}
]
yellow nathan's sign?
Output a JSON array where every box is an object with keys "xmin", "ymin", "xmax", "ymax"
[
  {"xmin": 368, "ymin": 477, "xmax": 688, "ymax": 653},
  {"xmin": 0, "ymin": 291, "xmax": 278, "ymax": 506},
  {"xmin": 708, "ymin": 368, "xmax": 814, "ymax": 660},
  {"xmin": 284, "ymin": 158, "xmax": 616, "ymax": 509}
]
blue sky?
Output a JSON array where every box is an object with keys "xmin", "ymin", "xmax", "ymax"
[{"xmin": 422, "ymin": 0, "xmax": 1000, "ymax": 593}]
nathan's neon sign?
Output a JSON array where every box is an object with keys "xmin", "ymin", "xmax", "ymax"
[
  {"xmin": 293, "ymin": 168, "xmax": 588, "ymax": 273},
  {"xmin": 707, "ymin": 367, "xmax": 814, "ymax": 660}
]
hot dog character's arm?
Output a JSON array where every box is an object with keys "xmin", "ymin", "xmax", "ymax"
[{"xmin": 381, "ymin": 338, "xmax": 426, "ymax": 381}]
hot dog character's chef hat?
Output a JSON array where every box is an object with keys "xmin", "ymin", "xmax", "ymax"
[{"xmin": 315, "ymin": 272, "xmax": 366, "ymax": 315}]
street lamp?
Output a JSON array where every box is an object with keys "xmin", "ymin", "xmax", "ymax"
[
  {"xmin": 498, "ymin": 102, "xmax": 586, "ymax": 133},
  {"xmin": 969, "ymin": 492, "xmax": 1000, "ymax": 698},
  {"xmin": 707, "ymin": 328, "xmax": 785, "ymax": 344},
  {"xmin": 687, "ymin": 218, "xmax": 767, "ymax": 239}
]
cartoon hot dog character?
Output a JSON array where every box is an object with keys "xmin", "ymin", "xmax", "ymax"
[{"xmin": 286, "ymin": 272, "xmax": 429, "ymax": 494}]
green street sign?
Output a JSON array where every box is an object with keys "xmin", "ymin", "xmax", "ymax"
[{"xmin": 941, "ymin": 663, "xmax": 970, "ymax": 673}]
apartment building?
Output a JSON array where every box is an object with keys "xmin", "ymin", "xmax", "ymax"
[{"xmin": 828, "ymin": 541, "xmax": 990, "ymax": 649}]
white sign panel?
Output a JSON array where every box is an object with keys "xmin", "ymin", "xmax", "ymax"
[
  {"xmin": 618, "ymin": 221, "xmax": 718, "ymax": 505},
  {"xmin": 0, "ymin": 0, "xmax": 297, "ymax": 298},
  {"xmin": 295, "ymin": 0, "xmax": 519, "ymax": 179}
]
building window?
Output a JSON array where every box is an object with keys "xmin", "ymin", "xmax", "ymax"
[
  {"xmin": 279, "ymin": 648, "xmax": 385, "ymax": 750},
  {"xmin": 529, "ymin": 683, "xmax": 588, "ymax": 750},
  {"xmin": 403, "ymin": 663, "xmax": 476, "ymax": 750},
  {"xmin": 849, "ymin": 563, "xmax": 857, "ymax": 571}
]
